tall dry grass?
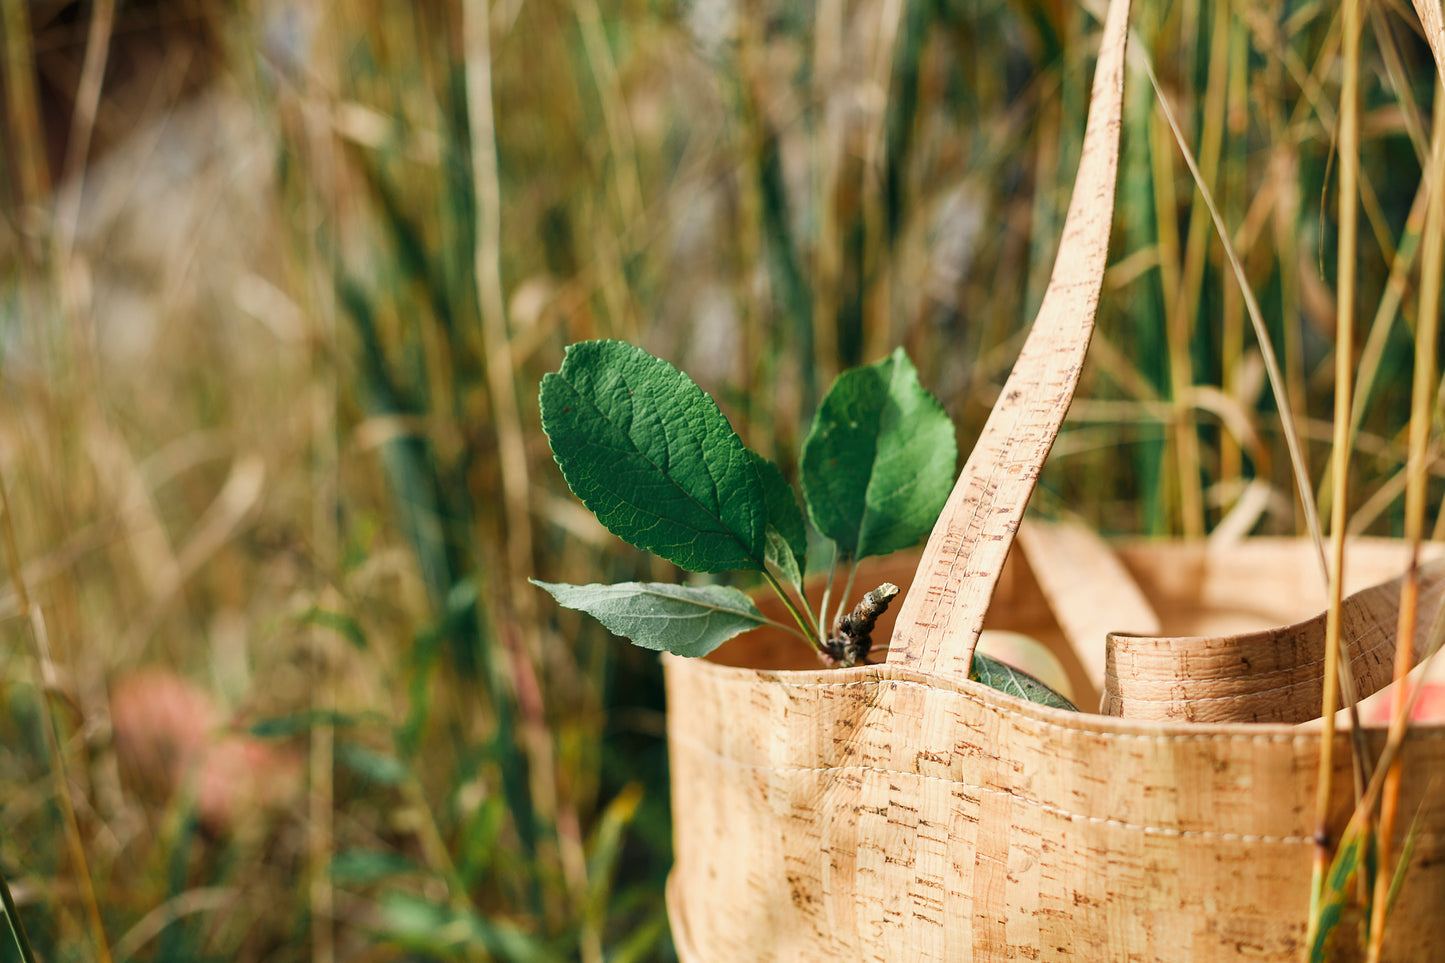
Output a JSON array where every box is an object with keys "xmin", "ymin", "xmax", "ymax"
[{"xmin": 0, "ymin": 0, "xmax": 1442, "ymax": 958}]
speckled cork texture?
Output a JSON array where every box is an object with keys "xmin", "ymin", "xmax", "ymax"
[{"xmin": 662, "ymin": 0, "xmax": 1445, "ymax": 956}]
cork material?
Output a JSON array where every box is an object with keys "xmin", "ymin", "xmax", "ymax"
[
  {"xmin": 665, "ymin": 538, "xmax": 1445, "ymax": 961},
  {"xmin": 1413, "ymin": 0, "xmax": 1445, "ymax": 77},
  {"xmin": 1104, "ymin": 552, "xmax": 1445, "ymax": 723},
  {"xmin": 663, "ymin": 0, "xmax": 1445, "ymax": 958},
  {"xmin": 1015, "ymin": 519, "xmax": 1162, "ymax": 700},
  {"xmin": 665, "ymin": 659, "xmax": 1445, "ymax": 961}
]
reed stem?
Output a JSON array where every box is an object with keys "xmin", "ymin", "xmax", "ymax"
[
  {"xmin": 0, "ymin": 475, "xmax": 114, "ymax": 963},
  {"xmin": 1308, "ymin": 0, "xmax": 1361, "ymax": 943},
  {"xmin": 1366, "ymin": 81, "xmax": 1445, "ymax": 963},
  {"xmin": 1138, "ymin": 52, "xmax": 1326, "ymax": 579},
  {"xmin": 0, "ymin": 860, "xmax": 37, "ymax": 963}
]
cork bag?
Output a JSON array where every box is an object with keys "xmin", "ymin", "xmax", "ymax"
[{"xmin": 663, "ymin": 0, "xmax": 1445, "ymax": 957}]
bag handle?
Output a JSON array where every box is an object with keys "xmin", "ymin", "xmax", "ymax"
[
  {"xmin": 887, "ymin": 0, "xmax": 1132, "ymax": 683},
  {"xmin": 1102, "ymin": 554, "xmax": 1445, "ymax": 723},
  {"xmin": 1015, "ymin": 518, "xmax": 1161, "ymax": 703}
]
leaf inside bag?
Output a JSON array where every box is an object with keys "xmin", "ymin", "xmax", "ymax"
[{"xmin": 801, "ymin": 348, "xmax": 956, "ymax": 560}]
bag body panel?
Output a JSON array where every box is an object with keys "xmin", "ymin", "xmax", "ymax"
[{"xmin": 667, "ymin": 648, "xmax": 1445, "ymax": 960}]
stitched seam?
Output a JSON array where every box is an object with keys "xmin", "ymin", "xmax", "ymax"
[
  {"xmin": 691, "ymin": 675, "xmax": 1445, "ymax": 743},
  {"xmin": 1103, "ymin": 666, "xmax": 1391, "ymax": 705},
  {"xmin": 670, "ymin": 735, "xmax": 1317, "ymax": 843},
  {"xmin": 1103, "ymin": 576, "xmax": 1445, "ymax": 697}
]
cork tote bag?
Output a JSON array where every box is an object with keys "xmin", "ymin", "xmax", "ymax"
[{"xmin": 663, "ymin": 0, "xmax": 1445, "ymax": 958}]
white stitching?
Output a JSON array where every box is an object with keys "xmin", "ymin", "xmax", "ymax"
[
  {"xmin": 686, "ymin": 673, "xmax": 1445, "ymax": 743},
  {"xmin": 670, "ymin": 736, "xmax": 1445, "ymax": 845},
  {"xmin": 1101, "ymin": 575, "xmax": 1445, "ymax": 701},
  {"xmin": 669, "ymin": 735, "xmax": 1318, "ymax": 842}
]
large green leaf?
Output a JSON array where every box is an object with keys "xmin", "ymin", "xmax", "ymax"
[
  {"xmin": 532, "ymin": 580, "xmax": 777, "ymax": 657},
  {"xmin": 748, "ymin": 450, "xmax": 807, "ymax": 582},
  {"xmin": 970, "ymin": 653, "xmax": 1078, "ymax": 710},
  {"xmin": 800, "ymin": 348, "xmax": 956, "ymax": 559},
  {"xmin": 540, "ymin": 341, "xmax": 768, "ymax": 573}
]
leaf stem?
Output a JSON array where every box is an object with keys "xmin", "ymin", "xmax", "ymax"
[
  {"xmin": 817, "ymin": 547, "xmax": 840, "ymax": 646},
  {"xmin": 832, "ymin": 556, "xmax": 860, "ymax": 632},
  {"xmin": 762, "ymin": 570, "xmax": 824, "ymax": 654}
]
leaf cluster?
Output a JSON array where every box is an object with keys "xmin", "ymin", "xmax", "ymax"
[
  {"xmin": 535, "ymin": 340, "xmax": 950, "ymax": 656},
  {"xmin": 535, "ymin": 340, "xmax": 1074, "ymax": 708}
]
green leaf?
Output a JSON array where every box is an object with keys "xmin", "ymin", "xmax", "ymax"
[
  {"xmin": 331, "ymin": 849, "xmax": 426, "ymax": 885},
  {"xmin": 299, "ymin": 607, "xmax": 367, "ymax": 649},
  {"xmin": 765, "ymin": 528, "xmax": 804, "ymax": 593},
  {"xmin": 338, "ymin": 743, "xmax": 408, "ymax": 786},
  {"xmin": 969, "ymin": 652, "xmax": 1078, "ymax": 710},
  {"xmin": 606, "ymin": 908, "xmax": 671, "ymax": 963},
  {"xmin": 532, "ymin": 580, "xmax": 776, "ymax": 657},
  {"xmin": 1387, "ymin": 807, "xmax": 1426, "ymax": 915},
  {"xmin": 801, "ymin": 347, "xmax": 956, "ymax": 559},
  {"xmin": 380, "ymin": 891, "xmax": 563, "ymax": 962},
  {"xmin": 540, "ymin": 341, "xmax": 768, "ymax": 573},
  {"xmin": 1310, "ymin": 822, "xmax": 1368, "ymax": 962},
  {"xmin": 749, "ymin": 450, "xmax": 808, "ymax": 579},
  {"xmin": 248, "ymin": 710, "xmax": 379, "ymax": 739},
  {"xmin": 586, "ymin": 784, "xmax": 645, "ymax": 911},
  {"xmin": 459, "ymin": 795, "xmax": 508, "ymax": 888}
]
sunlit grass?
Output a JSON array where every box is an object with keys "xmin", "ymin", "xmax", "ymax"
[{"xmin": 1, "ymin": 0, "xmax": 1443, "ymax": 958}]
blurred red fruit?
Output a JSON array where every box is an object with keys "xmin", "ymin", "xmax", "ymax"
[
  {"xmin": 1364, "ymin": 681, "xmax": 1445, "ymax": 726},
  {"xmin": 111, "ymin": 668, "xmax": 300, "ymax": 833}
]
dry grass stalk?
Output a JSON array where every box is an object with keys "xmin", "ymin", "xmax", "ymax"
[
  {"xmin": 1367, "ymin": 71, "xmax": 1445, "ymax": 963},
  {"xmin": 1146, "ymin": 71, "xmax": 1202, "ymax": 539},
  {"xmin": 0, "ymin": 473, "xmax": 114, "ymax": 963},
  {"xmin": 1310, "ymin": 0, "xmax": 1362, "ymax": 942},
  {"xmin": 465, "ymin": 4, "xmax": 594, "ymax": 958},
  {"xmin": 52, "ymin": 0, "xmax": 115, "ymax": 267},
  {"xmin": 1135, "ymin": 50, "xmax": 1327, "ymax": 577},
  {"xmin": 0, "ymin": 0, "xmax": 50, "ymax": 207},
  {"xmin": 1349, "ymin": 177, "xmax": 1430, "ymax": 448}
]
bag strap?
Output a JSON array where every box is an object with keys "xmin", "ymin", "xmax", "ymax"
[
  {"xmin": 1015, "ymin": 518, "xmax": 1161, "ymax": 701},
  {"xmin": 886, "ymin": 0, "xmax": 1131, "ymax": 683},
  {"xmin": 1103, "ymin": 554, "xmax": 1445, "ymax": 723}
]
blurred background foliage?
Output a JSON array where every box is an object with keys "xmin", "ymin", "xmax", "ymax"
[{"xmin": 0, "ymin": 0, "xmax": 1441, "ymax": 958}]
